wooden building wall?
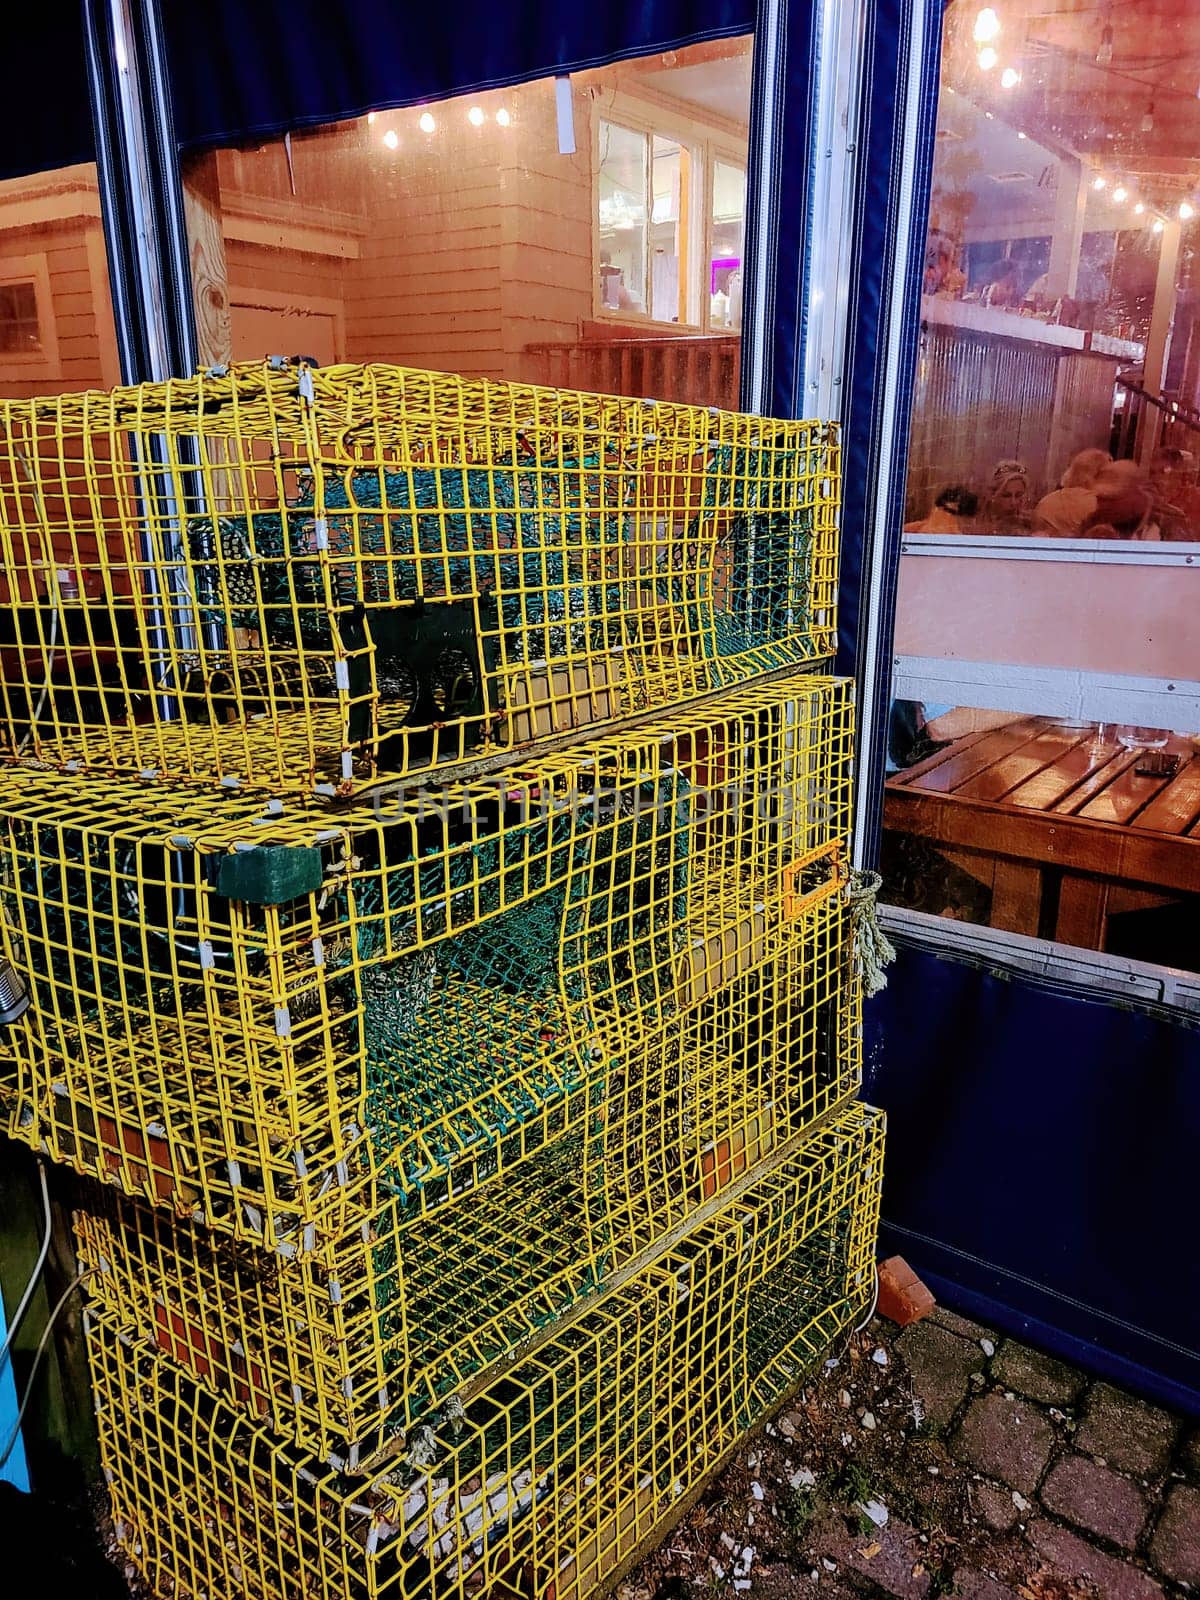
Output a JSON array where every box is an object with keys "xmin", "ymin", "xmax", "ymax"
[{"xmin": 0, "ymin": 166, "xmax": 118, "ymax": 399}]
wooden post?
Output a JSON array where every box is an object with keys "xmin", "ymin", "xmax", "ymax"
[
  {"xmin": 181, "ymin": 151, "xmax": 236, "ymax": 535},
  {"xmin": 181, "ymin": 150, "xmax": 233, "ymax": 369}
]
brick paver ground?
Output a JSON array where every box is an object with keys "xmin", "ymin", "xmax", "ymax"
[{"xmin": 628, "ymin": 1305, "xmax": 1200, "ymax": 1600}]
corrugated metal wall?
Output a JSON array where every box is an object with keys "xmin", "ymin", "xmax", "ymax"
[{"xmin": 904, "ymin": 325, "xmax": 1119, "ymax": 520}]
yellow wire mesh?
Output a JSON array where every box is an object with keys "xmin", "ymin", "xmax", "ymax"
[
  {"xmin": 88, "ymin": 1100, "xmax": 884, "ymax": 1600},
  {"xmin": 74, "ymin": 871, "xmax": 860, "ymax": 1464},
  {"xmin": 0, "ymin": 361, "xmax": 840, "ymax": 794},
  {"xmin": 1, "ymin": 673, "xmax": 853, "ymax": 1253}
]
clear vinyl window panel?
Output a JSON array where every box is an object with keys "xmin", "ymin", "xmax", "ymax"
[
  {"xmin": 185, "ymin": 40, "xmax": 751, "ymax": 404},
  {"xmin": 886, "ymin": 0, "xmax": 1200, "ymax": 973}
]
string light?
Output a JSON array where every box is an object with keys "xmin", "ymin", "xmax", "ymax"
[
  {"xmin": 1112, "ymin": 185, "xmax": 1127, "ymax": 203},
  {"xmin": 367, "ymin": 112, "xmax": 376, "ymax": 125},
  {"xmin": 974, "ymin": 8, "xmax": 1001, "ymax": 44},
  {"xmin": 383, "ymin": 129, "xmax": 399, "ymax": 150},
  {"xmin": 496, "ymin": 108, "xmax": 511, "ymax": 126},
  {"xmin": 1153, "ymin": 218, "xmax": 1166, "ymax": 233},
  {"xmin": 467, "ymin": 107, "xmax": 485, "ymax": 127},
  {"xmin": 1000, "ymin": 66, "xmax": 1021, "ymax": 89},
  {"xmin": 1093, "ymin": 176, "xmax": 1107, "ymax": 191},
  {"xmin": 1017, "ymin": 131, "xmax": 1027, "ymax": 139},
  {"xmin": 1180, "ymin": 201, "xmax": 1194, "ymax": 221},
  {"xmin": 978, "ymin": 46, "xmax": 998, "ymax": 70},
  {"xmin": 1134, "ymin": 202, "xmax": 1145, "ymax": 215},
  {"xmin": 419, "ymin": 112, "xmax": 436, "ymax": 133}
]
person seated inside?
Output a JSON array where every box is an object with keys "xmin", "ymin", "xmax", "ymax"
[
  {"xmin": 1032, "ymin": 447, "xmax": 1111, "ymax": 536},
  {"xmin": 982, "ymin": 259, "xmax": 1021, "ymax": 310},
  {"xmin": 903, "ymin": 483, "xmax": 978, "ymax": 533},
  {"xmin": 978, "ymin": 460, "xmax": 1032, "ymax": 532},
  {"xmin": 1148, "ymin": 446, "xmax": 1199, "ymax": 541},
  {"xmin": 1081, "ymin": 459, "xmax": 1157, "ymax": 539}
]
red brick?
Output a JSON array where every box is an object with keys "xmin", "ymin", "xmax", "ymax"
[
  {"xmin": 877, "ymin": 1255, "xmax": 936, "ymax": 1327},
  {"xmin": 1029, "ymin": 1519, "xmax": 1163, "ymax": 1600}
]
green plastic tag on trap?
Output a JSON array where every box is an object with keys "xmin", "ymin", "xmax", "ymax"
[{"xmin": 209, "ymin": 845, "xmax": 325, "ymax": 906}]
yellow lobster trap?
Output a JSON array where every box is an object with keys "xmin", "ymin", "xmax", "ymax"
[
  {"xmin": 75, "ymin": 879, "xmax": 861, "ymax": 1464},
  {"xmin": 88, "ymin": 1100, "xmax": 883, "ymax": 1600},
  {"xmin": 1, "ymin": 674, "xmax": 853, "ymax": 1251},
  {"xmin": 0, "ymin": 361, "xmax": 840, "ymax": 794}
]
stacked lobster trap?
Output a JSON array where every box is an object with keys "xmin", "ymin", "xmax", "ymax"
[{"xmin": 0, "ymin": 359, "xmax": 884, "ymax": 1599}]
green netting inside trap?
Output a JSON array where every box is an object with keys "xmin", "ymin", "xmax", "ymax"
[
  {"xmin": 361, "ymin": 769, "xmax": 690, "ymax": 1185},
  {"xmin": 363, "ymin": 1110, "xmax": 613, "ymax": 1417},
  {"xmin": 181, "ymin": 445, "xmax": 817, "ymax": 698},
  {"xmin": 707, "ymin": 445, "xmax": 816, "ymax": 661},
  {"xmin": 561, "ymin": 772, "xmax": 691, "ymax": 1028},
  {"xmin": 0, "ymin": 824, "xmax": 202, "ymax": 1037},
  {"xmin": 740, "ymin": 1206, "xmax": 857, "ymax": 1425}
]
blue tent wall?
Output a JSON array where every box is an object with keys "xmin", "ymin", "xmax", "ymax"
[
  {"xmin": 833, "ymin": 2, "xmax": 1200, "ymax": 1416},
  {"xmin": 865, "ymin": 948, "xmax": 1200, "ymax": 1416},
  {"xmin": 160, "ymin": 0, "xmax": 754, "ymax": 150}
]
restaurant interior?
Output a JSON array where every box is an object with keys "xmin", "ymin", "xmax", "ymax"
[{"xmin": 885, "ymin": 0, "xmax": 1200, "ymax": 973}]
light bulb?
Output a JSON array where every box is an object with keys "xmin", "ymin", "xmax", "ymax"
[
  {"xmin": 419, "ymin": 112, "xmax": 436, "ymax": 134},
  {"xmin": 383, "ymin": 129, "xmax": 399, "ymax": 150},
  {"xmin": 1180, "ymin": 201, "xmax": 1194, "ymax": 221},
  {"xmin": 1093, "ymin": 176, "xmax": 1107, "ymax": 191},
  {"xmin": 496, "ymin": 108, "xmax": 511, "ymax": 127},
  {"xmin": 1017, "ymin": 130, "xmax": 1027, "ymax": 139},
  {"xmin": 1000, "ymin": 66, "xmax": 1021, "ymax": 89},
  {"xmin": 1112, "ymin": 186, "xmax": 1127, "ymax": 202},
  {"xmin": 367, "ymin": 111, "xmax": 376, "ymax": 125},
  {"xmin": 467, "ymin": 106, "xmax": 485, "ymax": 127},
  {"xmin": 1153, "ymin": 218, "xmax": 1165, "ymax": 233},
  {"xmin": 1134, "ymin": 202, "xmax": 1145, "ymax": 215},
  {"xmin": 974, "ymin": 8, "xmax": 1001, "ymax": 44},
  {"xmin": 977, "ymin": 46, "xmax": 998, "ymax": 70}
]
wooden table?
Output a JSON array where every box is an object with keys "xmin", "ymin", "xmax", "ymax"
[{"xmin": 884, "ymin": 718, "xmax": 1200, "ymax": 948}]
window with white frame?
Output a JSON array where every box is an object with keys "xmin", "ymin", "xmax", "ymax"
[{"xmin": 596, "ymin": 114, "xmax": 746, "ymax": 332}]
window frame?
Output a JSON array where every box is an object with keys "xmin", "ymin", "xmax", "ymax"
[
  {"xmin": 0, "ymin": 253, "xmax": 60, "ymax": 379},
  {"xmin": 591, "ymin": 88, "xmax": 749, "ymax": 336}
]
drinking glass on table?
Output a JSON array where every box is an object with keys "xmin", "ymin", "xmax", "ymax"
[{"xmin": 1116, "ymin": 726, "xmax": 1169, "ymax": 751}]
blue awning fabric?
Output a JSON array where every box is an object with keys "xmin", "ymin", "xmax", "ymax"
[
  {"xmin": 162, "ymin": 0, "xmax": 755, "ymax": 151},
  {"xmin": 8, "ymin": 2, "xmax": 753, "ymax": 182}
]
